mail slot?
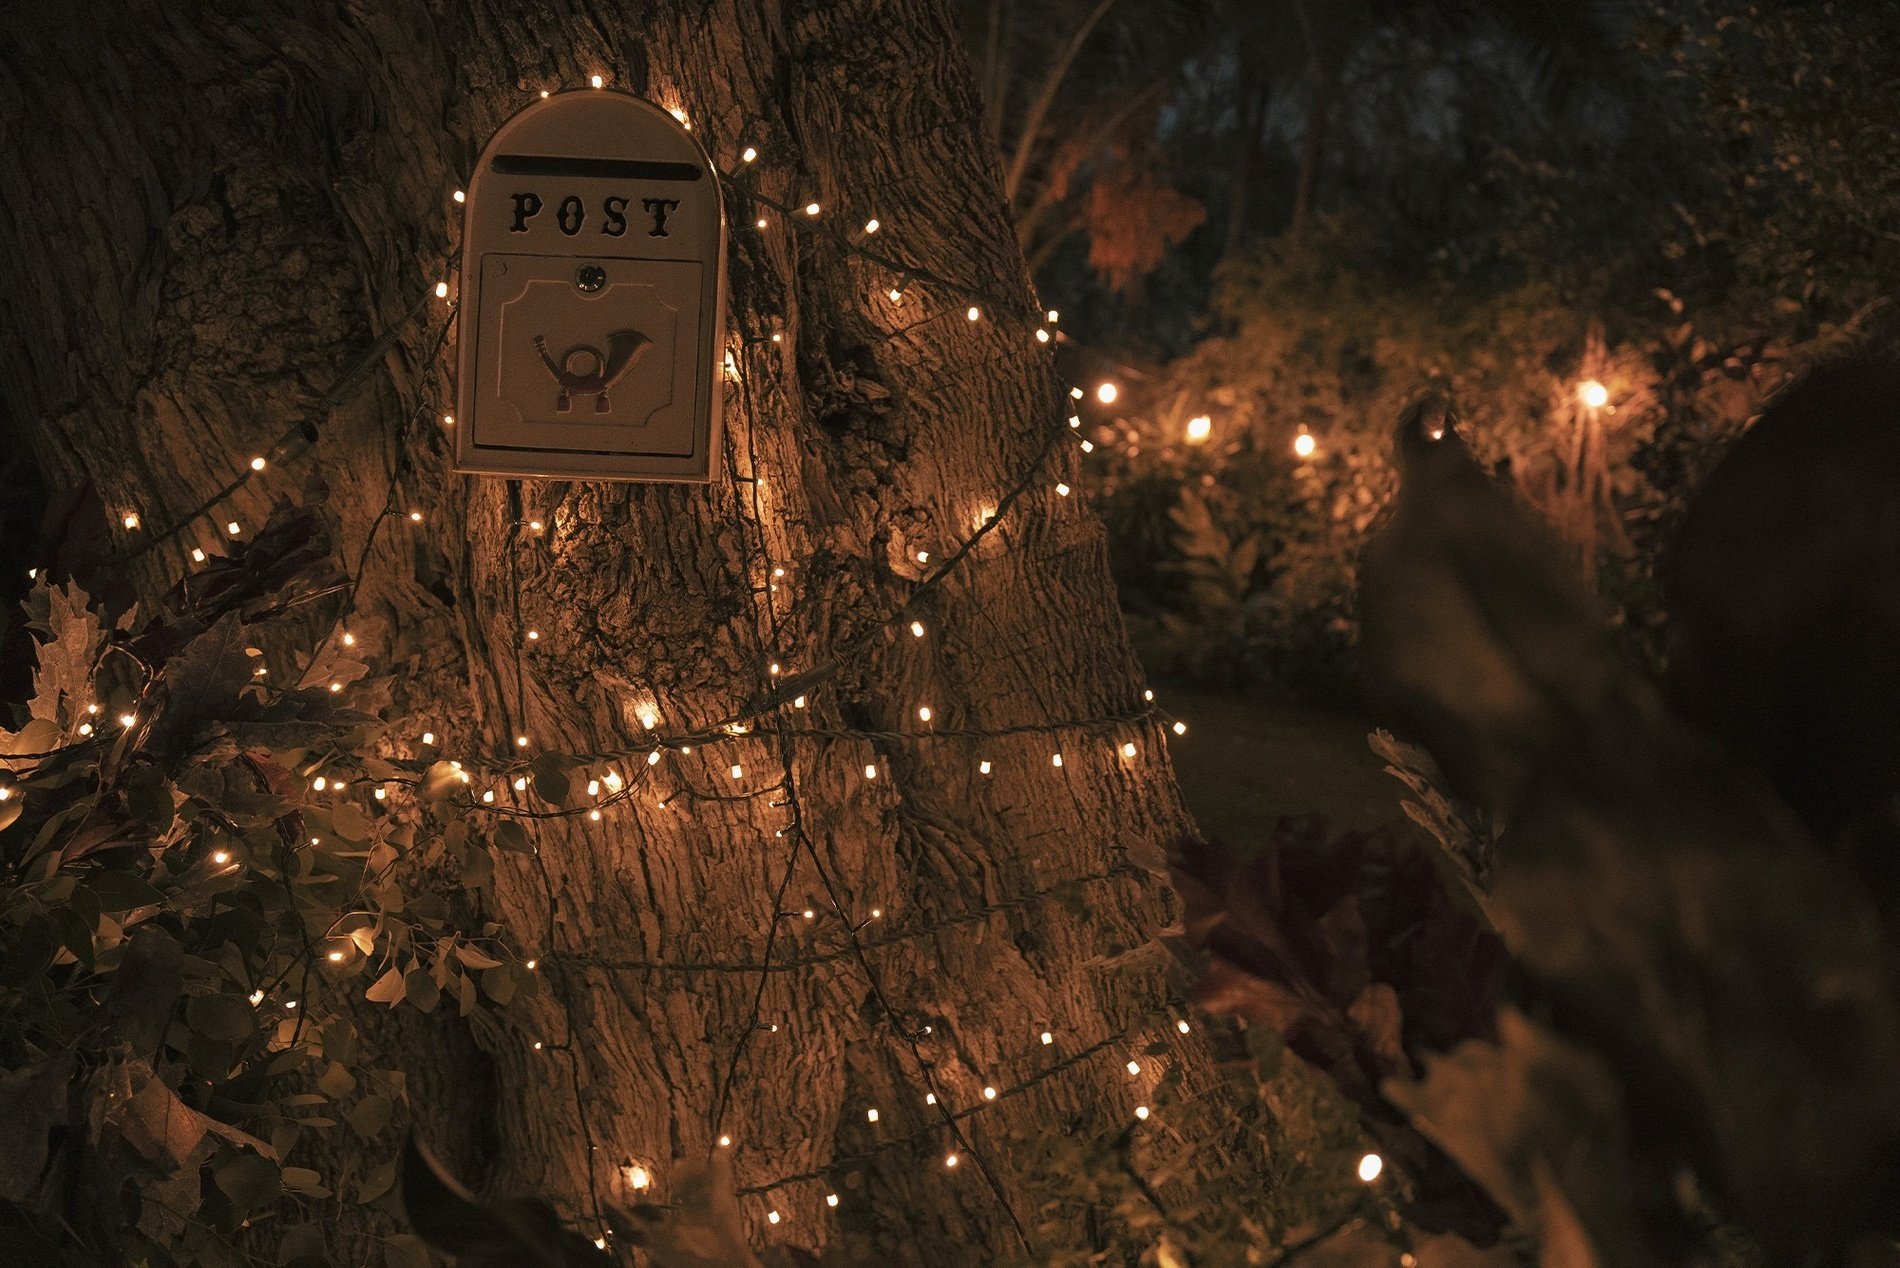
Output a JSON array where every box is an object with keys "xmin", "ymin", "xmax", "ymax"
[{"xmin": 455, "ymin": 91, "xmax": 727, "ymax": 481}]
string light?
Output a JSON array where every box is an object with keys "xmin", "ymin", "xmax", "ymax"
[
  {"xmin": 191, "ymin": 548, "xmax": 206, "ymax": 562},
  {"xmin": 590, "ymin": 74, "xmax": 604, "ymax": 88},
  {"xmin": 867, "ymin": 1108, "xmax": 879, "ymax": 1122},
  {"xmin": 442, "ymin": 413, "xmax": 455, "ymax": 426},
  {"xmin": 1051, "ymin": 753, "xmax": 1063, "ymax": 767},
  {"xmin": 767, "ymin": 1211, "xmax": 780, "ymax": 1225},
  {"xmin": 982, "ymin": 1086, "xmax": 997, "ymax": 1100},
  {"xmin": 863, "ymin": 763, "xmax": 878, "ymax": 780},
  {"xmin": 453, "ymin": 189, "xmax": 465, "ymax": 204},
  {"xmin": 1579, "ymin": 379, "xmax": 1609, "ymax": 409},
  {"xmin": 1040, "ymin": 1030, "xmax": 1053, "ymax": 1044},
  {"xmin": 1175, "ymin": 1019, "xmax": 1190, "ymax": 1034},
  {"xmin": 1135, "ymin": 1105, "xmax": 1149, "ymax": 1120},
  {"xmin": 1357, "ymin": 1153, "xmax": 1384, "ymax": 1183},
  {"xmin": 909, "ymin": 621, "xmax": 925, "ymax": 637},
  {"xmin": 804, "ymin": 202, "xmax": 821, "ymax": 216},
  {"xmin": 917, "ymin": 706, "xmax": 932, "ymax": 722},
  {"xmin": 826, "ymin": 1193, "xmax": 839, "ymax": 1208},
  {"xmin": 1126, "ymin": 1061, "xmax": 1141, "ymax": 1076},
  {"xmin": 945, "ymin": 1153, "xmax": 959, "ymax": 1169},
  {"xmin": 1047, "ymin": 309, "xmax": 1059, "ymax": 323},
  {"xmin": 1035, "ymin": 328, "xmax": 1050, "ymax": 343},
  {"xmin": 1185, "ymin": 416, "xmax": 1212, "ymax": 443},
  {"xmin": 1055, "ymin": 482, "xmax": 1070, "ymax": 497},
  {"xmin": 1171, "ymin": 722, "xmax": 1187, "ymax": 736},
  {"xmin": 1096, "ymin": 382, "xmax": 1118, "ymax": 405},
  {"xmin": 718, "ymin": 1135, "xmax": 732, "ymax": 1148},
  {"xmin": 122, "ymin": 514, "xmax": 140, "ymax": 530},
  {"xmin": 434, "ymin": 281, "xmax": 449, "ymax": 298},
  {"xmin": 1293, "ymin": 431, "xmax": 1317, "ymax": 459},
  {"xmin": 863, "ymin": 218, "xmax": 880, "ymax": 233},
  {"xmin": 741, "ymin": 146, "xmax": 758, "ymax": 163},
  {"xmin": 249, "ymin": 456, "xmax": 266, "ymax": 471},
  {"xmin": 225, "ymin": 521, "xmax": 241, "ymax": 536}
]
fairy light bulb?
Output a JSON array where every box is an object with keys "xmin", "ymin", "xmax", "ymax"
[
  {"xmin": 118, "ymin": 713, "xmax": 136, "ymax": 728},
  {"xmin": 669, "ymin": 107, "xmax": 688, "ymax": 126},
  {"xmin": 717, "ymin": 1135, "xmax": 732, "ymax": 1148},
  {"xmin": 767, "ymin": 1211, "xmax": 780, "ymax": 1225},
  {"xmin": 249, "ymin": 456, "xmax": 266, "ymax": 471},
  {"xmin": 226, "ymin": 521, "xmax": 240, "ymax": 536},
  {"xmin": 1068, "ymin": 415, "xmax": 1081, "ymax": 429},
  {"xmin": 966, "ymin": 306, "xmax": 981, "ymax": 322},
  {"xmin": 515, "ymin": 735, "xmax": 528, "ymax": 748},
  {"xmin": 626, "ymin": 1164, "xmax": 650, "ymax": 1190},
  {"xmin": 1121, "ymin": 742, "xmax": 1137, "ymax": 758},
  {"xmin": 327, "ymin": 950, "xmax": 344, "ymax": 962},
  {"xmin": 191, "ymin": 548, "xmax": 206, "ymax": 562},
  {"xmin": 434, "ymin": 281, "xmax": 449, "ymax": 298},
  {"xmin": 1096, "ymin": 382, "xmax": 1118, "ymax": 405},
  {"xmin": 1047, "ymin": 309, "xmax": 1059, "ymax": 322},
  {"xmin": 793, "ymin": 695, "xmax": 807, "ymax": 709},
  {"xmin": 1070, "ymin": 386, "xmax": 1084, "ymax": 399},
  {"xmin": 1172, "ymin": 721, "xmax": 1187, "ymax": 735},
  {"xmin": 741, "ymin": 146, "xmax": 758, "ymax": 163},
  {"xmin": 1055, "ymin": 482, "xmax": 1071, "ymax": 497},
  {"xmin": 122, "ymin": 514, "xmax": 140, "ymax": 530},
  {"xmin": 442, "ymin": 413, "xmax": 455, "ymax": 426},
  {"xmin": 647, "ymin": 750, "xmax": 661, "ymax": 765},
  {"xmin": 409, "ymin": 510, "xmax": 423, "ymax": 522},
  {"xmin": 249, "ymin": 990, "xmax": 265, "ymax": 1005},
  {"xmin": 867, "ymin": 1108, "xmax": 879, "ymax": 1123},
  {"xmin": 1040, "ymin": 1030, "xmax": 1053, "ymax": 1044},
  {"xmin": 481, "ymin": 790, "xmax": 495, "ymax": 803},
  {"xmin": 1126, "ymin": 1061, "xmax": 1141, "ymax": 1076},
  {"xmin": 1051, "ymin": 753, "xmax": 1064, "ymax": 767},
  {"xmin": 826, "ymin": 1193, "xmax": 839, "ymax": 1208},
  {"xmin": 1176, "ymin": 1019, "xmax": 1190, "ymax": 1033},
  {"xmin": 908, "ymin": 620, "xmax": 925, "ymax": 637},
  {"xmin": 453, "ymin": 189, "xmax": 465, "ymax": 204},
  {"xmin": 1035, "ymin": 328, "xmax": 1050, "ymax": 343},
  {"xmin": 978, "ymin": 760, "xmax": 991, "ymax": 775},
  {"xmin": 730, "ymin": 763, "xmax": 744, "ymax": 778},
  {"xmin": 804, "ymin": 202, "xmax": 820, "ymax": 216},
  {"xmin": 863, "ymin": 763, "xmax": 877, "ymax": 780},
  {"xmin": 915, "ymin": 549, "xmax": 929, "ymax": 563},
  {"xmin": 1579, "ymin": 379, "xmax": 1609, "ymax": 409},
  {"xmin": 1293, "ymin": 431, "xmax": 1317, "ymax": 459},
  {"xmin": 945, "ymin": 1153, "xmax": 959, "ymax": 1169},
  {"xmin": 1080, "ymin": 440, "xmax": 1094, "ymax": 453},
  {"xmin": 917, "ymin": 706, "xmax": 932, "ymax": 722},
  {"xmin": 212, "ymin": 850, "xmax": 230, "ymax": 865},
  {"xmin": 1357, "ymin": 1153, "xmax": 1383, "ymax": 1183},
  {"xmin": 526, "ymin": 629, "xmax": 539, "ymax": 641},
  {"xmin": 342, "ymin": 631, "xmax": 356, "ymax": 646},
  {"xmin": 589, "ymin": 74, "xmax": 604, "ymax": 88},
  {"xmin": 756, "ymin": 216, "xmax": 768, "ymax": 229},
  {"xmin": 421, "ymin": 731, "xmax": 435, "ymax": 745},
  {"xmin": 863, "ymin": 218, "xmax": 879, "ymax": 233},
  {"xmin": 1185, "ymin": 415, "xmax": 1212, "ymax": 443},
  {"xmin": 374, "ymin": 787, "xmax": 387, "ymax": 800},
  {"xmin": 925, "ymin": 1093, "xmax": 936, "ymax": 1105},
  {"xmin": 1135, "ymin": 1105, "xmax": 1150, "ymax": 1120},
  {"xmin": 888, "ymin": 287, "xmax": 902, "ymax": 302},
  {"xmin": 982, "ymin": 1086, "xmax": 997, "ymax": 1100},
  {"xmin": 312, "ymin": 776, "xmax": 328, "ymax": 791},
  {"xmin": 638, "ymin": 708, "xmax": 657, "ymax": 729},
  {"xmin": 604, "ymin": 771, "xmax": 623, "ymax": 791},
  {"xmin": 528, "ymin": 518, "xmax": 545, "ymax": 533}
]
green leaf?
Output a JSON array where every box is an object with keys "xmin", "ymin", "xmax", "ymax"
[
  {"xmin": 365, "ymin": 967, "xmax": 406, "ymax": 1006},
  {"xmin": 530, "ymin": 752, "xmax": 572, "ymax": 806},
  {"xmin": 280, "ymin": 1166, "xmax": 330, "ymax": 1198},
  {"xmin": 214, "ymin": 1152, "xmax": 280, "ymax": 1215},
  {"xmin": 3, "ymin": 718, "xmax": 63, "ymax": 758},
  {"xmin": 481, "ymin": 965, "xmax": 517, "ymax": 1006},
  {"xmin": 348, "ymin": 1093, "xmax": 393, "ymax": 1139},
  {"xmin": 86, "ymin": 870, "xmax": 166, "ymax": 912},
  {"xmin": 491, "ymin": 819, "xmax": 533, "ymax": 854},
  {"xmin": 404, "ymin": 967, "xmax": 440, "ymax": 1014},
  {"xmin": 188, "ymin": 993, "xmax": 257, "ymax": 1043}
]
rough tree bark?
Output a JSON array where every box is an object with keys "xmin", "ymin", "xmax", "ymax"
[{"xmin": 0, "ymin": 2, "xmax": 1245, "ymax": 1262}]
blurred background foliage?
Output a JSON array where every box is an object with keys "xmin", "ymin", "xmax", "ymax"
[{"xmin": 957, "ymin": 0, "xmax": 1900, "ymax": 702}]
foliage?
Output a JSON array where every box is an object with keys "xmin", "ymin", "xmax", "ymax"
[{"xmin": 0, "ymin": 495, "xmax": 548, "ymax": 1268}]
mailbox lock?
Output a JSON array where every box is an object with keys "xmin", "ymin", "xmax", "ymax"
[{"xmin": 576, "ymin": 263, "xmax": 607, "ymax": 293}]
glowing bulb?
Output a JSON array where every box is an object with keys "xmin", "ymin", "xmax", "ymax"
[
  {"xmin": 966, "ymin": 306, "xmax": 980, "ymax": 322},
  {"xmin": 515, "ymin": 735, "xmax": 528, "ymax": 748},
  {"xmin": 434, "ymin": 281, "xmax": 449, "ymax": 298},
  {"xmin": 526, "ymin": 629, "xmax": 539, "ymax": 641},
  {"xmin": 409, "ymin": 510, "xmax": 423, "ymax": 522},
  {"xmin": 594, "ymin": 1239, "xmax": 606, "ymax": 1251},
  {"xmin": 122, "ymin": 514, "xmax": 140, "ymax": 530},
  {"xmin": 1172, "ymin": 721, "xmax": 1187, "ymax": 736},
  {"xmin": 669, "ymin": 107, "xmax": 688, "ymax": 125},
  {"xmin": 342, "ymin": 632, "xmax": 356, "ymax": 646},
  {"xmin": 730, "ymin": 764, "xmax": 744, "ymax": 778},
  {"xmin": 1293, "ymin": 432, "xmax": 1317, "ymax": 459},
  {"xmin": 647, "ymin": 750, "xmax": 661, "ymax": 765},
  {"xmin": 804, "ymin": 202, "xmax": 821, "ymax": 216},
  {"xmin": 757, "ymin": 217, "xmax": 768, "ymax": 229},
  {"xmin": 1121, "ymin": 742, "xmax": 1137, "ymax": 758},
  {"xmin": 793, "ymin": 695, "xmax": 807, "ymax": 708},
  {"xmin": 312, "ymin": 776, "xmax": 328, "ymax": 791},
  {"xmin": 982, "ymin": 1086, "xmax": 997, "ymax": 1100},
  {"xmin": 453, "ymin": 189, "xmax": 465, "ymax": 204},
  {"xmin": 249, "ymin": 990, "xmax": 264, "ymax": 1005},
  {"xmin": 864, "ymin": 218, "xmax": 880, "ymax": 233},
  {"xmin": 118, "ymin": 713, "xmax": 136, "ymax": 728},
  {"xmin": 1126, "ymin": 1061, "xmax": 1141, "ymax": 1076},
  {"xmin": 525, "ymin": 959, "xmax": 537, "ymax": 970},
  {"xmin": 978, "ymin": 760, "xmax": 991, "ymax": 775},
  {"xmin": 1357, "ymin": 1153, "xmax": 1383, "ymax": 1183},
  {"xmin": 1579, "ymin": 379, "xmax": 1609, "ymax": 409},
  {"xmin": 481, "ymin": 790, "xmax": 494, "ymax": 803},
  {"xmin": 1055, "ymin": 482, "xmax": 1070, "ymax": 497},
  {"xmin": 1068, "ymin": 415, "xmax": 1081, "ymax": 429},
  {"xmin": 767, "ymin": 1211, "xmax": 780, "ymax": 1225},
  {"xmin": 539, "ymin": 90, "xmax": 550, "ymax": 98},
  {"xmin": 528, "ymin": 519, "xmax": 544, "ymax": 533},
  {"xmin": 826, "ymin": 1193, "xmax": 838, "ymax": 1208},
  {"xmin": 918, "ymin": 706, "xmax": 932, "ymax": 722},
  {"xmin": 1070, "ymin": 386, "xmax": 1084, "ymax": 399},
  {"xmin": 374, "ymin": 787, "xmax": 386, "ymax": 800},
  {"xmin": 590, "ymin": 74, "xmax": 604, "ymax": 88},
  {"xmin": 926, "ymin": 1093, "xmax": 936, "ymax": 1105},
  {"xmin": 1040, "ymin": 1030, "xmax": 1053, "ymax": 1044},
  {"xmin": 1047, "ymin": 309, "xmax": 1059, "ymax": 322},
  {"xmin": 1051, "ymin": 753, "xmax": 1064, "ymax": 767},
  {"xmin": 867, "ymin": 1108, "xmax": 879, "ymax": 1122},
  {"xmin": 212, "ymin": 850, "xmax": 230, "ymax": 865},
  {"xmin": 191, "ymin": 548, "xmax": 206, "ymax": 562},
  {"xmin": 1080, "ymin": 440, "xmax": 1094, "ymax": 453},
  {"xmin": 1176, "ymin": 1019, "xmax": 1190, "ymax": 1033},
  {"xmin": 1035, "ymin": 328, "xmax": 1050, "ymax": 343},
  {"xmin": 888, "ymin": 288, "xmax": 903, "ymax": 302},
  {"xmin": 915, "ymin": 549, "xmax": 929, "ymax": 563},
  {"xmin": 638, "ymin": 709, "xmax": 657, "ymax": 728},
  {"xmin": 327, "ymin": 950, "xmax": 344, "ymax": 962},
  {"xmin": 1185, "ymin": 415, "xmax": 1212, "ymax": 443},
  {"xmin": 1135, "ymin": 1105, "xmax": 1150, "ymax": 1120},
  {"xmin": 717, "ymin": 1135, "xmax": 731, "ymax": 1148},
  {"xmin": 945, "ymin": 1153, "xmax": 959, "ymax": 1169},
  {"xmin": 741, "ymin": 146, "xmax": 758, "ymax": 163},
  {"xmin": 627, "ymin": 1165, "xmax": 649, "ymax": 1190},
  {"xmin": 442, "ymin": 413, "xmax": 455, "ymax": 426},
  {"xmin": 1095, "ymin": 382, "xmax": 1118, "ymax": 405},
  {"xmin": 249, "ymin": 456, "xmax": 266, "ymax": 471},
  {"xmin": 421, "ymin": 732, "xmax": 435, "ymax": 745},
  {"xmin": 863, "ymin": 763, "xmax": 877, "ymax": 780},
  {"xmin": 909, "ymin": 620, "xmax": 925, "ymax": 637},
  {"xmin": 77, "ymin": 723, "xmax": 92, "ymax": 735}
]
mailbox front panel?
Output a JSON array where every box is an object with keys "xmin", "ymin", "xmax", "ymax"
[{"xmin": 455, "ymin": 91, "xmax": 727, "ymax": 481}]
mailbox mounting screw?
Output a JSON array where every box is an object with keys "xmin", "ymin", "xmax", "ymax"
[{"xmin": 576, "ymin": 263, "xmax": 607, "ymax": 293}]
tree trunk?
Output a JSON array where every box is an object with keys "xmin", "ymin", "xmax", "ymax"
[{"xmin": 0, "ymin": 2, "xmax": 1242, "ymax": 1263}]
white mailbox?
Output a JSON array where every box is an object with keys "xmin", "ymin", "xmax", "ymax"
[{"xmin": 455, "ymin": 91, "xmax": 727, "ymax": 481}]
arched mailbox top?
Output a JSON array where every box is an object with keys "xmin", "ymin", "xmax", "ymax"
[{"xmin": 455, "ymin": 90, "xmax": 727, "ymax": 482}]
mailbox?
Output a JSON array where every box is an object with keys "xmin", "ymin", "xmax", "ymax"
[{"xmin": 455, "ymin": 91, "xmax": 727, "ymax": 481}]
